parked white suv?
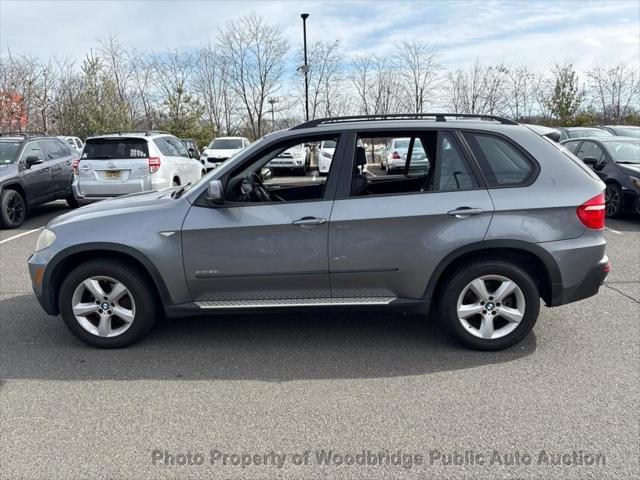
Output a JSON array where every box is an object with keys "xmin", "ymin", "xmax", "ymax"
[
  {"xmin": 200, "ymin": 137, "xmax": 251, "ymax": 171},
  {"xmin": 59, "ymin": 136, "xmax": 84, "ymax": 156},
  {"xmin": 72, "ymin": 132, "xmax": 204, "ymax": 202}
]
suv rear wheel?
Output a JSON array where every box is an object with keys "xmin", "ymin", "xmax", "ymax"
[
  {"xmin": 0, "ymin": 189, "xmax": 26, "ymax": 228},
  {"xmin": 59, "ymin": 259, "xmax": 158, "ymax": 348},
  {"xmin": 441, "ymin": 260, "xmax": 540, "ymax": 350}
]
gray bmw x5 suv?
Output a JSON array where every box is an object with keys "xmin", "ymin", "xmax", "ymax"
[{"xmin": 28, "ymin": 114, "xmax": 609, "ymax": 350}]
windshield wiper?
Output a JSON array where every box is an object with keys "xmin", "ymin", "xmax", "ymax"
[{"xmin": 172, "ymin": 182, "xmax": 192, "ymax": 199}]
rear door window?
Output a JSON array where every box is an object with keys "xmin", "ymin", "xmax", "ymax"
[
  {"xmin": 82, "ymin": 138, "xmax": 149, "ymax": 160},
  {"xmin": 463, "ymin": 132, "xmax": 535, "ymax": 187},
  {"xmin": 41, "ymin": 139, "xmax": 67, "ymax": 160},
  {"xmin": 576, "ymin": 141, "xmax": 605, "ymax": 162},
  {"xmin": 166, "ymin": 137, "xmax": 190, "ymax": 158},
  {"xmin": 562, "ymin": 140, "xmax": 581, "ymax": 154}
]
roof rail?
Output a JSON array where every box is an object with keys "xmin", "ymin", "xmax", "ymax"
[
  {"xmin": 291, "ymin": 113, "xmax": 518, "ymax": 130},
  {"xmin": 0, "ymin": 131, "xmax": 48, "ymax": 137},
  {"xmin": 98, "ymin": 130, "xmax": 172, "ymax": 137}
]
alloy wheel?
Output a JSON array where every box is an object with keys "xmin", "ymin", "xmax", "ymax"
[
  {"xmin": 71, "ymin": 276, "xmax": 136, "ymax": 337},
  {"xmin": 6, "ymin": 193, "xmax": 25, "ymax": 225},
  {"xmin": 605, "ymin": 186, "xmax": 620, "ymax": 217},
  {"xmin": 457, "ymin": 275, "xmax": 525, "ymax": 340}
]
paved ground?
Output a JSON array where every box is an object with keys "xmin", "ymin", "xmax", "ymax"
[{"xmin": 1, "ymin": 201, "xmax": 638, "ymax": 480}]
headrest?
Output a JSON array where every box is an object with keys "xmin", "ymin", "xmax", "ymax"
[{"xmin": 355, "ymin": 147, "xmax": 366, "ymax": 167}]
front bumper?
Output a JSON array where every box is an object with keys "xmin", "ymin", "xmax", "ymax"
[
  {"xmin": 622, "ymin": 188, "xmax": 640, "ymax": 214},
  {"xmin": 201, "ymin": 157, "xmax": 228, "ymax": 171},
  {"xmin": 28, "ymin": 249, "xmax": 57, "ymax": 315}
]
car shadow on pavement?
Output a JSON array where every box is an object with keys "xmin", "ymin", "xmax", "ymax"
[{"xmin": 1, "ymin": 293, "xmax": 537, "ymax": 383}]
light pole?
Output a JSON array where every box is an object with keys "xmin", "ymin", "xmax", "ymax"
[
  {"xmin": 301, "ymin": 13, "xmax": 310, "ymax": 122},
  {"xmin": 268, "ymin": 97, "xmax": 278, "ymax": 131}
]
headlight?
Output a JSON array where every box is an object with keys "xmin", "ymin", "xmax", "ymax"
[
  {"xmin": 629, "ymin": 176, "xmax": 640, "ymax": 189},
  {"xmin": 35, "ymin": 228, "xmax": 56, "ymax": 252}
]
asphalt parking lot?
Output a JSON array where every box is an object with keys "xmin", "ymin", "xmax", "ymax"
[{"xmin": 1, "ymin": 201, "xmax": 638, "ymax": 480}]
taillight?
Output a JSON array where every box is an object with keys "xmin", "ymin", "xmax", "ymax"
[
  {"xmin": 392, "ymin": 151, "xmax": 401, "ymax": 159},
  {"xmin": 148, "ymin": 156, "xmax": 161, "ymax": 173},
  {"xmin": 72, "ymin": 159, "xmax": 80, "ymax": 175},
  {"xmin": 577, "ymin": 193, "xmax": 605, "ymax": 230}
]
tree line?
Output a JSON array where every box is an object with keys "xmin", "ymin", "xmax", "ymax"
[{"xmin": 1, "ymin": 12, "xmax": 638, "ymax": 145}]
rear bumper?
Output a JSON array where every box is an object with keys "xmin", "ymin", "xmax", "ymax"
[
  {"xmin": 555, "ymin": 255, "xmax": 609, "ymax": 305},
  {"xmin": 72, "ymin": 177, "xmax": 163, "ymax": 202},
  {"xmin": 542, "ymin": 231, "xmax": 609, "ymax": 307}
]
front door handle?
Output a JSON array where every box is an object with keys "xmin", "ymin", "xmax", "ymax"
[
  {"xmin": 42, "ymin": 167, "xmax": 51, "ymax": 172},
  {"xmin": 292, "ymin": 217, "xmax": 327, "ymax": 226},
  {"xmin": 447, "ymin": 207, "xmax": 483, "ymax": 218}
]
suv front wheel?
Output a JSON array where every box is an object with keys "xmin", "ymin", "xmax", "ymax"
[
  {"xmin": 441, "ymin": 260, "xmax": 540, "ymax": 350},
  {"xmin": 59, "ymin": 259, "xmax": 158, "ymax": 348}
]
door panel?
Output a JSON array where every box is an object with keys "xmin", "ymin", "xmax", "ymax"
[
  {"xmin": 182, "ymin": 201, "xmax": 333, "ymax": 301},
  {"xmin": 328, "ymin": 190, "xmax": 494, "ymax": 299},
  {"xmin": 20, "ymin": 141, "xmax": 52, "ymax": 202}
]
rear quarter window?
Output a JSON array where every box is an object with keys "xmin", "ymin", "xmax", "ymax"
[
  {"xmin": 463, "ymin": 132, "xmax": 535, "ymax": 187},
  {"xmin": 83, "ymin": 138, "xmax": 149, "ymax": 159}
]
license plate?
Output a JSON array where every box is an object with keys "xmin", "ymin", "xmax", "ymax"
[{"xmin": 105, "ymin": 170, "xmax": 121, "ymax": 179}]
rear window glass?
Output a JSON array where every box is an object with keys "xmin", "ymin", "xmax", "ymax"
[
  {"xmin": 82, "ymin": 138, "xmax": 149, "ymax": 159},
  {"xmin": 210, "ymin": 139, "xmax": 243, "ymax": 149},
  {"xmin": 463, "ymin": 133, "xmax": 534, "ymax": 187}
]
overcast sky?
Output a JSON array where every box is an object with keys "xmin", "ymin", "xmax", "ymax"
[{"xmin": 1, "ymin": 0, "xmax": 639, "ymax": 71}]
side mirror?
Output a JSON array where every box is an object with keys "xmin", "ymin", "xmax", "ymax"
[
  {"xmin": 583, "ymin": 157, "xmax": 604, "ymax": 169},
  {"xmin": 25, "ymin": 155, "xmax": 43, "ymax": 168},
  {"xmin": 206, "ymin": 179, "xmax": 224, "ymax": 205},
  {"xmin": 187, "ymin": 147, "xmax": 196, "ymax": 158}
]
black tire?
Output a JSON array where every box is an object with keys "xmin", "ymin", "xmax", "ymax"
[
  {"xmin": 0, "ymin": 188, "xmax": 26, "ymax": 228},
  {"xmin": 605, "ymin": 183, "xmax": 623, "ymax": 218},
  {"xmin": 58, "ymin": 259, "xmax": 159, "ymax": 348},
  {"xmin": 440, "ymin": 259, "xmax": 540, "ymax": 350},
  {"xmin": 66, "ymin": 195, "xmax": 79, "ymax": 209}
]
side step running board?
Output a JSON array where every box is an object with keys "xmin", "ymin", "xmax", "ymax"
[{"xmin": 195, "ymin": 297, "xmax": 397, "ymax": 309}]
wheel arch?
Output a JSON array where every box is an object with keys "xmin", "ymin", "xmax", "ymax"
[
  {"xmin": 424, "ymin": 240, "xmax": 563, "ymax": 307},
  {"xmin": 43, "ymin": 243, "xmax": 172, "ymax": 315},
  {"xmin": 1, "ymin": 182, "xmax": 28, "ymax": 204}
]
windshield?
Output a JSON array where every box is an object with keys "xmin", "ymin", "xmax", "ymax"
[
  {"xmin": 210, "ymin": 139, "xmax": 243, "ymax": 149},
  {"xmin": 82, "ymin": 138, "xmax": 149, "ymax": 159},
  {"xmin": 614, "ymin": 128, "xmax": 640, "ymax": 138},
  {"xmin": 605, "ymin": 141, "xmax": 640, "ymax": 164},
  {"xmin": 569, "ymin": 129, "xmax": 612, "ymax": 138},
  {"xmin": 0, "ymin": 141, "xmax": 21, "ymax": 164}
]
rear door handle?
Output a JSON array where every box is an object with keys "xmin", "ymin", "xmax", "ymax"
[
  {"xmin": 292, "ymin": 217, "xmax": 327, "ymax": 226},
  {"xmin": 447, "ymin": 207, "xmax": 483, "ymax": 218}
]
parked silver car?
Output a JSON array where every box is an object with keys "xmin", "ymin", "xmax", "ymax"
[
  {"xmin": 72, "ymin": 131, "xmax": 204, "ymax": 202},
  {"xmin": 29, "ymin": 114, "xmax": 608, "ymax": 350}
]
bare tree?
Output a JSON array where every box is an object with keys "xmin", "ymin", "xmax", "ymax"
[
  {"xmin": 588, "ymin": 63, "xmax": 640, "ymax": 123},
  {"xmin": 128, "ymin": 50, "xmax": 157, "ymax": 130},
  {"xmin": 217, "ymin": 13, "xmax": 288, "ymax": 139},
  {"xmin": 351, "ymin": 55, "xmax": 403, "ymax": 115},
  {"xmin": 153, "ymin": 50, "xmax": 201, "ymax": 136},
  {"xmin": 194, "ymin": 44, "xmax": 237, "ymax": 136},
  {"xmin": 298, "ymin": 39, "xmax": 344, "ymax": 119},
  {"xmin": 503, "ymin": 64, "xmax": 540, "ymax": 120},
  {"xmin": 396, "ymin": 40, "xmax": 440, "ymax": 113},
  {"xmin": 446, "ymin": 59, "xmax": 507, "ymax": 115}
]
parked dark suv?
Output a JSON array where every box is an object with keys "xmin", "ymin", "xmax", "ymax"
[
  {"xmin": 0, "ymin": 133, "xmax": 78, "ymax": 228},
  {"xmin": 29, "ymin": 114, "xmax": 609, "ymax": 350}
]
